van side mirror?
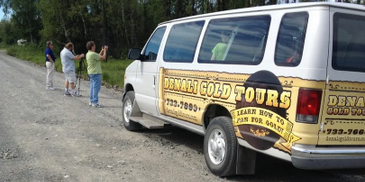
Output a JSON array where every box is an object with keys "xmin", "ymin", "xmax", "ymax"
[{"xmin": 128, "ymin": 48, "xmax": 142, "ymax": 60}]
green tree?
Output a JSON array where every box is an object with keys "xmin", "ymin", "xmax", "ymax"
[
  {"xmin": 38, "ymin": 0, "xmax": 91, "ymax": 52},
  {"xmin": 0, "ymin": 0, "xmax": 42, "ymax": 44},
  {"xmin": 0, "ymin": 19, "xmax": 20, "ymax": 44}
]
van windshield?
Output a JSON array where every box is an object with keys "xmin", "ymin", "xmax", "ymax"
[{"xmin": 333, "ymin": 13, "xmax": 365, "ymax": 73}]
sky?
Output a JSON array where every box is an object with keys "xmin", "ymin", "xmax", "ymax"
[
  {"xmin": 0, "ymin": 7, "xmax": 10, "ymax": 20},
  {"xmin": 0, "ymin": 7, "xmax": 4, "ymax": 20}
]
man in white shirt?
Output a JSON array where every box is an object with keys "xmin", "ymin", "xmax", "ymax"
[{"xmin": 60, "ymin": 43, "xmax": 85, "ymax": 97}]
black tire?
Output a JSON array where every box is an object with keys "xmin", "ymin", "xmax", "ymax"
[
  {"xmin": 122, "ymin": 91, "xmax": 142, "ymax": 131},
  {"xmin": 204, "ymin": 116, "xmax": 237, "ymax": 177}
]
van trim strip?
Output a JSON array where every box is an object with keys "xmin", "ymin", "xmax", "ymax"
[
  {"xmin": 292, "ymin": 144, "xmax": 365, "ymax": 155},
  {"xmin": 324, "ymin": 118, "xmax": 365, "ymax": 121}
]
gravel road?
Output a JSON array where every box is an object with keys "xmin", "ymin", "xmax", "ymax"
[{"xmin": 0, "ymin": 51, "xmax": 364, "ymax": 182}]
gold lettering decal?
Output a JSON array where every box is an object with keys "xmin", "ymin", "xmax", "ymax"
[
  {"xmin": 181, "ymin": 79, "xmax": 187, "ymax": 92},
  {"xmin": 193, "ymin": 81, "xmax": 198, "ymax": 94},
  {"xmin": 328, "ymin": 96, "xmax": 337, "ymax": 106},
  {"xmin": 346, "ymin": 97, "xmax": 357, "ymax": 107},
  {"xmin": 174, "ymin": 78, "xmax": 181, "ymax": 91},
  {"xmin": 245, "ymin": 87, "xmax": 254, "ymax": 103},
  {"xmin": 169, "ymin": 78, "xmax": 174, "ymax": 90},
  {"xmin": 255, "ymin": 88, "xmax": 266, "ymax": 105},
  {"xmin": 356, "ymin": 97, "xmax": 364, "ymax": 107},
  {"xmin": 266, "ymin": 90, "xmax": 279, "ymax": 107},
  {"xmin": 200, "ymin": 82, "xmax": 207, "ymax": 96},
  {"xmin": 338, "ymin": 96, "xmax": 346, "ymax": 107},
  {"xmin": 207, "ymin": 82, "xmax": 215, "ymax": 97},
  {"xmin": 164, "ymin": 78, "xmax": 169, "ymax": 89},
  {"xmin": 187, "ymin": 80, "xmax": 193, "ymax": 93},
  {"xmin": 235, "ymin": 86, "xmax": 245, "ymax": 102},
  {"xmin": 280, "ymin": 91, "xmax": 291, "ymax": 109},
  {"xmin": 213, "ymin": 83, "xmax": 222, "ymax": 98},
  {"xmin": 221, "ymin": 84, "xmax": 231, "ymax": 100},
  {"xmin": 327, "ymin": 108, "xmax": 333, "ymax": 115}
]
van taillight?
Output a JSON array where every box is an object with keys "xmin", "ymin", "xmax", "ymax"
[{"xmin": 296, "ymin": 89, "xmax": 322, "ymax": 124}]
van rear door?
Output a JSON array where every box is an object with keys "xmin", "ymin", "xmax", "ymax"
[{"xmin": 318, "ymin": 8, "xmax": 365, "ymax": 146}]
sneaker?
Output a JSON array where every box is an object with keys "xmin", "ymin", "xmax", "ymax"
[
  {"xmin": 91, "ymin": 103, "xmax": 102, "ymax": 108},
  {"xmin": 46, "ymin": 87, "xmax": 56, "ymax": 91},
  {"xmin": 71, "ymin": 92, "xmax": 82, "ymax": 97},
  {"xmin": 64, "ymin": 91, "xmax": 71, "ymax": 96},
  {"xmin": 89, "ymin": 102, "xmax": 92, "ymax": 106}
]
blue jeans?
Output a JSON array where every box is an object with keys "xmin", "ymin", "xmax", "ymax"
[{"xmin": 89, "ymin": 74, "xmax": 101, "ymax": 104}]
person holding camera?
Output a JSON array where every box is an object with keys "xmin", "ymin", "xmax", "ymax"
[
  {"xmin": 86, "ymin": 41, "xmax": 108, "ymax": 107},
  {"xmin": 45, "ymin": 41, "xmax": 56, "ymax": 90},
  {"xmin": 60, "ymin": 42, "xmax": 85, "ymax": 97}
]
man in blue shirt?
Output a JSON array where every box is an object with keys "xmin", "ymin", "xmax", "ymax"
[
  {"xmin": 45, "ymin": 41, "xmax": 56, "ymax": 90},
  {"xmin": 60, "ymin": 43, "xmax": 85, "ymax": 96}
]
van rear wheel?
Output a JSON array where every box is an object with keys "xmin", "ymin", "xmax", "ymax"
[
  {"xmin": 122, "ymin": 91, "xmax": 142, "ymax": 131},
  {"xmin": 204, "ymin": 116, "xmax": 237, "ymax": 177}
]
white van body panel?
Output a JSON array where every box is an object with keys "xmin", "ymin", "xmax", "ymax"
[
  {"xmin": 134, "ymin": 60, "xmax": 159, "ymax": 115},
  {"xmin": 124, "ymin": 60, "xmax": 138, "ymax": 87},
  {"xmin": 132, "ymin": 27, "xmax": 168, "ymax": 115}
]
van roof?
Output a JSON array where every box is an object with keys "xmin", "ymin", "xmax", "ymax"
[{"xmin": 159, "ymin": 2, "xmax": 365, "ymax": 26}]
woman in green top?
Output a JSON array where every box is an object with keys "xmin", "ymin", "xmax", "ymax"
[{"xmin": 86, "ymin": 41, "xmax": 108, "ymax": 107}]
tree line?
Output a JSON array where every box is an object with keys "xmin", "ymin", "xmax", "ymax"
[{"xmin": 0, "ymin": 0, "xmax": 362, "ymax": 58}]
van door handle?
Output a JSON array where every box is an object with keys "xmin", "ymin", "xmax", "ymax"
[{"xmin": 153, "ymin": 75, "xmax": 156, "ymax": 87}]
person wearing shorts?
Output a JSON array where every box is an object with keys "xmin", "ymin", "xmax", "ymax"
[{"xmin": 60, "ymin": 43, "xmax": 85, "ymax": 97}]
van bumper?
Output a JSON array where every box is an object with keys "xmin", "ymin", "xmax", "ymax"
[{"xmin": 291, "ymin": 144, "xmax": 365, "ymax": 170}]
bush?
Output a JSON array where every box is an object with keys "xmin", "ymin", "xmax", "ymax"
[{"xmin": 6, "ymin": 46, "xmax": 17, "ymax": 57}]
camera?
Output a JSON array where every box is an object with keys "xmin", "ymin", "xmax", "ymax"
[{"xmin": 102, "ymin": 45, "xmax": 109, "ymax": 63}]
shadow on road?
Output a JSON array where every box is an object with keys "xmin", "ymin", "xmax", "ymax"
[
  {"xmin": 100, "ymin": 105, "xmax": 123, "ymax": 109},
  {"xmin": 136, "ymin": 127, "xmax": 365, "ymax": 182}
]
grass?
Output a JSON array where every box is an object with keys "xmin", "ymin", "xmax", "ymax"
[{"xmin": 4, "ymin": 44, "xmax": 133, "ymax": 89}]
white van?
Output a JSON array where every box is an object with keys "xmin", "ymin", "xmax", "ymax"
[{"xmin": 123, "ymin": 2, "xmax": 365, "ymax": 176}]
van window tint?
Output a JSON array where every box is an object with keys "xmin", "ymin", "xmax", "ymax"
[
  {"xmin": 198, "ymin": 15, "xmax": 270, "ymax": 64},
  {"xmin": 143, "ymin": 27, "xmax": 166, "ymax": 61},
  {"xmin": 333, "ymin": 13, "xmax": 365, "ymax": 73},
  {"xmin": 163, "ymin": 21, "xmax": 204, "ymax": 62},
  {"xmin": 275, "ymin": 12, "xmax": 308, "ymax": 66}
]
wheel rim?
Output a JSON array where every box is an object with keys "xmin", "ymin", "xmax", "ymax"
[
  {"xmin": 123, "ymin": 99, "xmax": 132, "ymax": 123},
  {"xmin": 208, "ymin": 128, "xmax": 226, "ymax": 165}
]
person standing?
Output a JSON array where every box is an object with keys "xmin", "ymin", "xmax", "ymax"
[
  {"xmin": 86, "ymin": 41, "xmax": 108, "ymax": 107},
  {"xmin": 45, "ymin": 41, "xmax": 56, "ymax": 90},
  {"xmin": 60, "ymin": 42, "xmax": 85, "ymax": 97}
]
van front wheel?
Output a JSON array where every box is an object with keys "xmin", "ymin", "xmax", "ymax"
[
  {"xmin": 204, "ymin": 116, "xmax": 237, "ymax": 177},
  {"xmin": 122, "ymin": 91, "xmax": 142, "ymax": 131}
]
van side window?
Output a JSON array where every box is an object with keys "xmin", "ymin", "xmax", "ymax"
[
  {"xmin": 333, "ymin": 13, "xmax": 365, "ymax": 73},
  {"xmin": 163, "ymin": 21, "xmax": 205, "ymax": 62},
  {"xmin": 275, "ymin": 12, "xmax": 308, "ymax": 67},
  {"xmin": 198, "ymin": 15, "xmax": 270, "ymax": 64},
  {"xmin": 142, "ymin": 27, "xmax": 166, "ymax": 61}
]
